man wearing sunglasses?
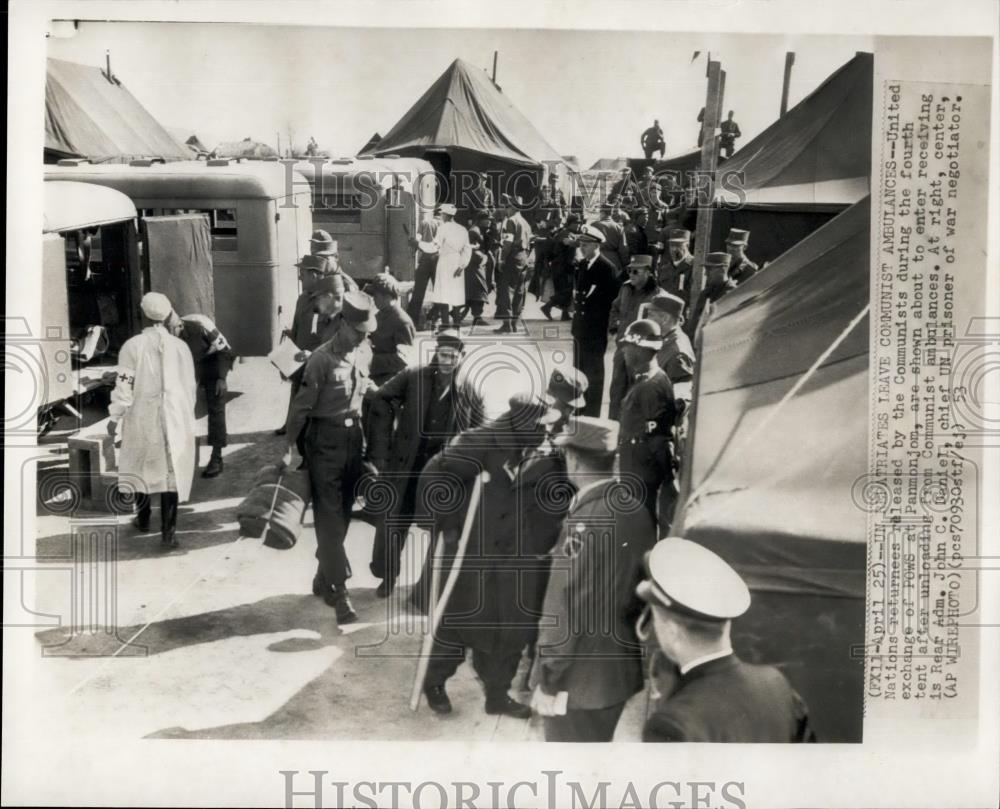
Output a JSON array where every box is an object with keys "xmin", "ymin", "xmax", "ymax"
[{"xmin": 607, "ymin": 254, "xmax": 662, "ymax": 420}]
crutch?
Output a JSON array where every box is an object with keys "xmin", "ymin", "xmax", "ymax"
[{"xmin": 409, "ymin": 470, "xmax": 490, "ymax": 711}]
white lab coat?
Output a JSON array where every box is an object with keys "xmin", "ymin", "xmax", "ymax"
[
  {"xmin": 426, "ymin": 220, "xmax": 471, "ymax": 307},
  {"xmin": 109, "ymin": 324, "xmax": 198, "ymax": 501}
]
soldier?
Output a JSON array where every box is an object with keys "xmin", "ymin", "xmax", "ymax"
[
  {"xmin": 540, "ymin": 213, "xmax": 581, "ymax": 322},
  {"xmin": 420, "ymin": 393, "xmax": 561, "ymax": 718},
  {"xmin": 719, "ymin": 111, "xmax": 742, "ymax": 159},
  {"xmin": 284, "ymin": 291, "xmax": 378, "ymax": 624},
  {"xmin": 108, "ymin": 293, "xmax": 196, "ymax": 549},
  {"xmin": 406, "ymin": 211, "xmax": 441, "ymax": 330},
  {"xmin": 494, "ymin": 194, "xmax": 533, "ymax": 334},
  {"xmin": 530, "ymin": 417, "xmax": 656, "ymax": 742},
  {"xmin": 640, "ymin": 119, "xmax": 666, "ymax": 160},
  {"xmin": 474, "ymin": 209, "xmax": 501, "ymax": 294},
  {"xmin": 457, "ymin": 226, "xmax": 491, "ymax": 326},
  {"xmin": 310, "ymin": 230, "xmax": 358, "ymax": 291},
  {"xmin": 365, "ymin": 273, "xmax": 416, "ymax": 386},
  {"xmin": 365, "ymin": 329, "xmax": 486, "ymax": 599},
  {"xmin": 643, "ymin": 292, "xmax": 695, "ymax": 403},
  {"xmin": 688, "ymin": 252, "xmax": 737, "ymax": 338},
  {"xmin": 625, "ymin": 207, "xmax": 650, "ymax": 257},
  {"xmin": 592, "ymin": 202, "xmax": 630, "ymax": 277},
  {"xmin": 637, "ymin": 538, "xmax": 817, "ymax": 743},
  {"xmin": 656, "ymin": 228, "xmax": 694, "ymax": 299},
  {"xmin": 571, "ymin": 226, "xmax": 619, "ymax": 417},
  {"xmin": 617, "ymin": 319, "xmax": 678, "ymax": 531},
  {"xmin": 165, "ymin": 310, "xmax": 235, "ymax": 478},
  {"xmin": 725, "ymin": 228, "xmax": 759, "ymax": 285},
  {"xmin": 608, "ymin": 254, "xmax": 662, "ymax": 421}
]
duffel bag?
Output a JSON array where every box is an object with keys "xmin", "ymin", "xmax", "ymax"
[{"xmin": 237, "ymin": 463, "xmax": 311, "ymax": 549}]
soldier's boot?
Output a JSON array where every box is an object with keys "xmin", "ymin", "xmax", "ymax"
[
  {"xmin": 375, "ymin": 578, "xmax": 395, "ymax": 599},
  {"xmin": 424, "ymin": 684, "xmax": 452, "ymax": 715},
  {"xmin": 485, "ymin": 692, "xmax": 531, "ymax": 720},
  {"xmin": 312, "ymin": 568, "xmax": 327, "ymax": 597},
  {"xmin": 160, "ymin": 493, "xmax": 180, "ymax": 549},
  {"xmin": 540, "ymin": 302, "xmax": 554, "ymax": 321},
  {"xmin": 202, "ymin": 449, "xmax": 224, "ymax": 478}
]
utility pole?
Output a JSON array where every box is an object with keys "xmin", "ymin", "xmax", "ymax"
[
  {"xmin": 689, "ymin": 59, "xmax": 725, "ymax": 312},
  {"xmin": 492, "ymin": 51, "xmax": 498, "ymax": 84},
  {"xmin": 780, "ymin": 52, "xmax": 795, "ymax": 116}
]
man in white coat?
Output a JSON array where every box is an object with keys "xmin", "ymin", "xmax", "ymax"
[
  {"xmin": 422, "ymin": 203, "xmax": 471, "ymax": 329},
  {"xmin": 107, "ymin": 292, "xmax": 197, "ymax": 548}
]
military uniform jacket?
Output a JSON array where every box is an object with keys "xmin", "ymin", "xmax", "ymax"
[
  {"xmin": 730, "ymin": 257, "xmax": 759, "ymax": 285},
  {"xmin": 532, "ymin": 479, "xmax": 656, "ymax": 710},
  {"xmin": 609, "ymin": 278, "xmax": 663, "ymax": 345},
  {"xmin": 290, "ymin": 292, "xmax": 337, "ymax": 354},
  {"xmin": 642, "ymin": 654, "xmax": 816, "ymax": 743},
  {"xmin": 572, "ymin": 253, "xmax": 620, "ymax": 343},
  {"xmin": 369, "ymin": 303, "xmax": 415, "ymax": 384},
  {"xmin": 658, "ymin": 254, "xmax": 693, "ymax": 297},
  {"xmin": 656, "ymin": 327, "xmax": 695, "ymax": 386},
  {"xmin": 419, "ymin": 420, "xmax": 568, "ymax": 654},
  {"xmin": 593, "ymin": 218, "xmax": 629, "ymax": 274},
  {"xmin": 179, "ymin": 314, "xmax": 235, "ymax": 381}
]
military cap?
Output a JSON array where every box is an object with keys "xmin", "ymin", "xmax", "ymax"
[
  {"xmin": 296, "ymin": 254, "xmax": 331, "ymax": 274},
  {"xmin": 725, "ymin": 228, "xmax": 750, "ymax": 245},
  {"xmin": 312, "ymin": 273, "xmax": 346, "ymax": 297},
  {"xmin": 648, "ymin": 292, "xmax": 686, "ymax": 319},
  {"xmin": 547, "ymin": 368, "xmax": 588, "ymax": 408},
  {"xmin": 339, "ymin": 290, "xmax": 377, "ymax": 333},
  {"xmin": 140, "ymin": 291, "xmax": 173, "ymax": 322},
  {"xmin": 435, "ymin": 328, "xmax": 464, "ymax": 351},
  {"xmin": 310, "ymin": 230, "xmax": 338, "ymax": 256},
  {"xmin": 636, "ymin": 538, "xmax": 751, "ymax": 622},
  {"xmin": 507, "ymin": 391, "xmax": 561, "ymax": 426},
  {"xmin": 667, "ymin": 228, "xmax": 691, "ymax": 244},
  {"xmin": 438, "ymin": 203, "xmax": 458, "ymax": 216},
  {"xmin": 703, "ymin": 252, "xmax": 732, "ymax": 269},
  {"xmin": 577, "ymin": 226, "xmax": 606, "ymax": 244},
  {"xmin": 365, "ymin": 272, "xmax": 399, "ymax": 298},
  {"xmin": 627, "ymin": 254, "xmax": 654, "ymax": 270},
  {"xmin": 552, "ymin": 416, "xmax": 619, "ymax": 452},
  {"xmin": 621, "ymin": 318, "xmax": 664, "ymax": 350}
]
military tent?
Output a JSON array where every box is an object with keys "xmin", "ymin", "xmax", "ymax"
[
  {"xmin": 214, "ymin": 138, "xmax": 278, "ymax": 160},
  {"xmin": 676, "ymin": 196, "xmax": 871, "ymax": 743},
  {"xmin": 45, "ymin": 58, "xmax": 192, "ymax": 164},
  {"xmin": 358, "ymin": 132, "xmax": 382, "ymax": 154},
  {"xmin": 360, "ymin": 58, "xmax": 576, "ymax": 217},
  {"xmin": 589, "ymin": 157, "xmax": 629, "ymax": 172},
  {"xmin": 712, "ymin": 52, "xmax": 873, "ymax": 263}
]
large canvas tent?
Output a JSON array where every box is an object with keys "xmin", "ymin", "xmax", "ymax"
[
  {"xmin": 45, "ymin": 58, "xmax": 192, "ymax": 164},
  {"xmin": 712, "ymin": 52, "xmax": 873, "ymax": 263},
  {"xmin": 360, "ymin": 58, "xmax": 576, "ymax": 216},
  {"xmin": 676, "ymin": 196, "xmax": 870, "ymax": 742}
]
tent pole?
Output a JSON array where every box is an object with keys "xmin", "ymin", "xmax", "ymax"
[
  {"xmin": 492, "ymin": 51, "xmax": 498, "ymax": 84},
  {"xmin": 780, "ymin": 52, "xmax": 795, "ymax": 116},
  {"xmin": 689, "ymin": 60, "xmax": 725, "ymax": 312}
]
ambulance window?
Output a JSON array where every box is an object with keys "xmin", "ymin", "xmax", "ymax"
[{"xmin": 312, "ymin": 193, "xmax": 362, "ymax": 226}]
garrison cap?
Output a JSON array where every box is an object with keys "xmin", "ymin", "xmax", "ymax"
[
  {"xmin": 310, "ymin": 230, "xmax": 338, "ymax": 256},
  {"xmin": 725, "ymin": 228, "xmax": 750, "ymax": 245},
  {"xmin": 552, "ymin": 416, "xmax": 619, "ymax": 452},
  {"xmin": 621, "ymin": 318, "xmax": 664, "ymax": 350},
  {"xmin": 435, "ymin": 328, "xmax": 465, "ymax": 351},
  {"xmin": 547, "ymin": 368, "xmax": 588, "ymax": 409},
  {"xmin": 667, "ymin": 228, "xmax": 691, "ymax": 243},
  {"xmin": 364, "ymin": 272, "xmax": 399, "ymax": 298},
  {"xmin": 636, "ymin": 538, "xmax": 751, "ymax": 621},
  {"xmin": 577, "ymin": 225, "xmax": 606, "ymax": 244},
  {"xmin": 648, "ymin": 292, "xmax": 685, "ymax": 319},
  {"xmin": 340, "ymin": 291, "xmax": 378, "ymax": 333}
]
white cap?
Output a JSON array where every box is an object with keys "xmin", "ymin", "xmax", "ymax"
[{"xmin": 140, "ymin": 292, "xmax": 173, "ymax": 322}]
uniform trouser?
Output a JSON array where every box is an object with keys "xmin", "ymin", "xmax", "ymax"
[
  {"xmin": 370, "ymin": 466, "xmax": 434, "ymax": 584},
  {"xmin": 494, "ymin": 266, "xmax": 528, "ymax": 322},
  {"xmin": 305, "ymin": 419, "xmax": 363, "ymax": 588},
  {"xmin": 426, "ymin": 631, "xmax": 523, "ymax": 700},
  {"xmin": 548, "ymin": 269, "xmax": 574, "ymax": 311},
  {"xmin": 136, "ymin": 491, "xmax": 179, "ymax": 538},
  {"xmin": 407, "ymin": 258, "xmax": 437, "ymax": 328},
  {"xmin": 574, "ymin": 333, "xmax": 608, "ymax": 418},
  {"xmin": 620, "ymin": 437, "xmax": 673, "ymax": 531},
  {"xmin": 199, "ymin": 369, "xmax": 227, "ymax": 449},
  {"xmin": 543, "ymin": 701, "xmax": 628, "ymax": 742},
  {"xmin": 607, "ymin": 348, "xmax": 629, "ymax": 421}
]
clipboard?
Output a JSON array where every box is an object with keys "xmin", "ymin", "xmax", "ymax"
[{"xmin": 268, "ymin": 338, "xmax": 304, "ymax": 377}]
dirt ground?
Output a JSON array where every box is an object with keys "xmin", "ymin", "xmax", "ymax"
[{"xmin": 29, "ymin": 301, "xmax": 651, "ymax": 742}]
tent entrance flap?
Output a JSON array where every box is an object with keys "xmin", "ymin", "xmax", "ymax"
[{"xmin": 142, "ymin": 215, "xmax": 215, "ymax": 319}]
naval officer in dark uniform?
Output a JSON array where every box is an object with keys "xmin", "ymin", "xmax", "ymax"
[
  {"xmin": 636, "ymin": 538, "xmax": 816, "ymax": 743},
  {"xmin": 284, "ymin": 291, "xmax": 378, "ymax": 624}
]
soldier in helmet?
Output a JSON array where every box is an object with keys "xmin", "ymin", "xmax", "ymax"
[
  {"xmin": 608, "ymin": 254, "xmax": 662, "ymax": 421},
  {"xmin": 725, "ymin": 228, "xmax": 759, "ymax": 285},
  {"xmin": 617, "ymin": 319, "xmax": 678, "ymax": 532},
  {"xmin": 636, "ymin": 538, "xmax": 816, "ymax": 743}
]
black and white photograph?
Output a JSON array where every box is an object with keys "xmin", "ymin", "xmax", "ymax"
[{"xmin": 4, "ymin": 2, "xmax": 998, "ymax": 807}]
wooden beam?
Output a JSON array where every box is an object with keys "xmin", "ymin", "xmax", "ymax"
[
  {"xmin": 780, "ymin": 52, "xmax": 795, "ymax": 116},
  {"xmin": 689, "ymin": 61, "xmax": 725, "ymax": 311}
]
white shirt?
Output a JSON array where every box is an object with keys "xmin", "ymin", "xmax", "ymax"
[{"xmin": 679, "ymin": 647, "xmax": 734, "ymax": 676}]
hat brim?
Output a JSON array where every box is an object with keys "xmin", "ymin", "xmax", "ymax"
[
  {"xmin": 310, "ymin": 247, "xmax": 338, "ymax": 256},
  {"xmin": 622, "ymin": 336, "xmax": 663, "ymax": 350}
]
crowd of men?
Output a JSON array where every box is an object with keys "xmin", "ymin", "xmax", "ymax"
[{"xmin": 105, "ymin": 173, "xmax": 811, "ymax": 743}]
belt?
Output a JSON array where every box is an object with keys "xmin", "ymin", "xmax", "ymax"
[{"xmin": 309, "ymin": 412, "xmax": 361, "ymax": 428}]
